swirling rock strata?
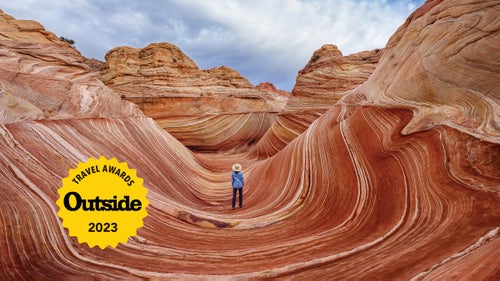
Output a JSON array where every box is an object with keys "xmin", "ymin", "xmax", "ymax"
[
  {"xmin": 2, "ymin": 107, "xmax": 498, "ymax": 279},
  {"xmin": 0, "ymin": 11, "xmax": 141, "ymax": 124},
  {"xmin": 249, "ymin": 44, "xmax": 382, "ymax": 158},
  {"xmin": 100, "ymin": 43, "xmax": 288, "ymax": 151},
  {"xmin": 356, "ymin": 0, "xmax": 500, "ymax": 143},
  {"xmin": 1, "ymin": 0, "xmax": 499, "ymax": 279}
]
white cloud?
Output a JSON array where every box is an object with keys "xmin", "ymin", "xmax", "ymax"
[{"xmin": 1, "ymin": 0, "xmax": 424, "ymax": 90}]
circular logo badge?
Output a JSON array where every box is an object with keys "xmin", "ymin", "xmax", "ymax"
[{"xmin": 57, "ymin": 156, "xmax": 149, "ymax": 249}]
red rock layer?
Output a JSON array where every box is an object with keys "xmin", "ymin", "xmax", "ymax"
[
  {"xmin": 1, "ymin": 0, "xmax": 499, "ymax": 279},
  {"xmin": 290, "ymin": 44, "xmax": 382, "ymax": 112},
  {"xmin": 249, "ymin": 45, "xmax": 382, "ymax": 158},
  {"xmin": 100, "ymin": 43, "xmax": 288, "ymax": 152},
  {"xmin": 256, "ymin": 82, "xmax": 291, "ymax": 97},
  {"xmin": 244, "ymin": 105, "xmax": 499, "ymax": 279},
  {"xmin": 1, "ymin": 104, "xmax": 498, "ymax": 279}
]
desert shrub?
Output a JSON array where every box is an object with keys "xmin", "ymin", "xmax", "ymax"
[
  {"xmin": 310, "ymin": 54, "xmax": 320, "ymax": 63},
  {"xmin": 59, "ymin": 36, "xmax": 75, "ymax": 45}
]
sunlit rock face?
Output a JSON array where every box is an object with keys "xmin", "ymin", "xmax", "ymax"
[
  {"xmin": 100, "ymin": 42, "xmax": 288, "ymax": 152},
  {"xmin": 1, "ymin": 0, "xmax": 500, "ymax": 279},
  {"xmin": 249, "ymin": 44, "xmax": 382, "ymax": 158},
  {"xmin": 356, "ymin": 0, "xmax": 500, "ymax": 143},
  {"xmin": 0, "ymin": 12, "xmax": 141, "ymax": 123}
]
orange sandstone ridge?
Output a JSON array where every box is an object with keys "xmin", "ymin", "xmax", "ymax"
[
  {"xmin": 100, "ymin": 42, "xmax": 289, "ymax": 152},
  {"xmin": 249, "ymin": 44, "xmax": 382, "ymax": 158},
  {"xmin": 0, "ymin": 0, "xmax": 499, "ymax": 280},
  {"xmin": 0, "ymin": 12, "xmax": 141, "ymax": 123},
  {"xmin": 352, "ymin": 0, "xmax": 500, "ymax": 144}
]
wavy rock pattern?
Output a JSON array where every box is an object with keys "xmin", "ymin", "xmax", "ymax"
[
  {"xmin": 356, "ymin": 0, "xmax": 500, "ymax": 143},
  {"xmin": 100, "ymin": 43, "xmax": 288, "ymax": 152},
  {"xmin": 0, "ymin": 12, "xmax": 141, "ymax": 124},
  {"xmin": 1, "ymin": 0, "xmax": 500, "ymax": 280},
  {"xmin": 250, "ymin": 45, "xmax": 382, "ymax": 158}
]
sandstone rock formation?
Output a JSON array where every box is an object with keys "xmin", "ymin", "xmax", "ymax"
[
  {"xmin": 1, "ymin": 0, "xmax": 499, "ymax": 279},
  {"xmin": 353, "ymin": 0, "xmax": 500, "ymax": 144},
  {"xmin": 249, "ymin": 44, "xmax": 382, "ymax": 158},
  {"xmin": 256, "ymin": 81, "xmax": 291, "ymax": 97},
  {"xmin": 100, "ymin": 42, "xmax": 288, "ymax": 152},
  {"xmin": 0, "ymin": 12, "xmax": 141, "ymax": 123}
]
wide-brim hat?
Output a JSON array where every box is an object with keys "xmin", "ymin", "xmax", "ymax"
[{"xmin": 232, "ymin": 163, "xmax": 242, "ymax": 172}]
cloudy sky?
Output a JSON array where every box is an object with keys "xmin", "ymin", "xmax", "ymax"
[{"xmin": 2, "ymin": 0, "xmax": 424, "ymax": 91}]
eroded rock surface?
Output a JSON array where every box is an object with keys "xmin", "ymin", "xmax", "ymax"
[
  {"xmin": 355, "ymin": 0, "xmax": 500, "ymax": 143},
  {"xmin": 1, "ymin": 0, "xmax": 499, "ymax": 279},
  {"xmin": 0, "ymin": 12, "xmax": 141, "ymax": 123},
  {"xmin": 250, "ymin": 44, "xmax": 382, "ymax": 158},
  {"xmin": 100, "ymin": 42, "xmax": 288, "ymax": 151}
]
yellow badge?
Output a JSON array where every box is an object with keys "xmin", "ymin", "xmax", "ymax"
[{"xmin": 57, "ymin": 156, "xmax": 149, "ymax": 249}]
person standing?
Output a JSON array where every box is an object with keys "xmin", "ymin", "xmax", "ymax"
[{"xmin": 231, "ymin": 163, "xmax": 244, "ymax": 209}]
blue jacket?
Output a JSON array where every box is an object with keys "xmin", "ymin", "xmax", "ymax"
[{"xmin": 231, "ymin": 171, "xmax": 244, "ymax": 188}]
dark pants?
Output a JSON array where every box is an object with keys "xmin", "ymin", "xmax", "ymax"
[{"xmin": 232, "ymin": 188, "xmax": 243, "ymax": 208}]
